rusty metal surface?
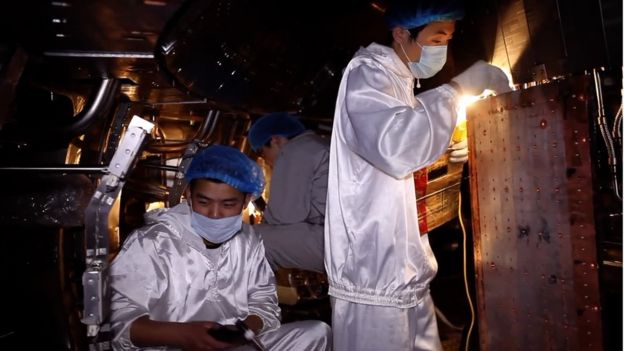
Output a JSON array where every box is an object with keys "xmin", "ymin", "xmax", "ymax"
[
  {"xmin": 414, "ymin": 153, "xmax": 463, "ymax": 233},
  {"xmin": 468, "ymin": 76, "xmax": 603, "ymax": 351}
]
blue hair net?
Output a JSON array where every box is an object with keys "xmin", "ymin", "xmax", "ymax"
[
  {"xmin": 385, "ymin": 0, "xmax": 464, "ymax": 30},
  {"xmin": 185, "ymin": 145, "xmax": 265, "ymax": 198},
  {"xmin": 247, "ymin": 112, "xmax": 306, "ymax": 151}
]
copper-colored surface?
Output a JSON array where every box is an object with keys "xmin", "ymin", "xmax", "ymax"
[
  {"xmin": 414, "ymin": 153, "xmax": 463, "ymax": 234},
  {"xmin": 468, "ymin": 76, "xmax": 603, "ymax": 350}
]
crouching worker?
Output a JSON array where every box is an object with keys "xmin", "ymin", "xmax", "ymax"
[
  {"xmin": 109, "ymin": 145, "xmax": 331, "ymax": 350},
  {"xmin": 247, "ymin": 112, "xmax": 329, "ymax": 273}
]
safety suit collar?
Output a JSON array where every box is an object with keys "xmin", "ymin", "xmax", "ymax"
[
  {"xmin": 143, "ymin": 203, "xmax": 231, "ymax": 253},
  {"xmin": 144, "ymin": 202, "xmax": 190, "ymax": 229},
  {"xmin": 357, "ymin": 42, "xmax": 413, "ymax": 80}
]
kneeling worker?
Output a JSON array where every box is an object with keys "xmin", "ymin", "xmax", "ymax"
[
  {"xmin": 248, "ymin": 112, "xmax": 329, "ymax": 273},
  {"xmin": 109, "ymin": 145, "xmax": 331, "ymax": 350}
]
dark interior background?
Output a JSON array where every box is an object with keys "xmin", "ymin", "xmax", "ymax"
[{"xmin": 0, "ymin": 0, "xmax": 620, "ymax": 350}]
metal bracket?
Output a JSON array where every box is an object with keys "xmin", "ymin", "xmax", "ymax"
[
  {"xmin": 81, "ymin": 115, "xmax": 154, "ymax": 340},
  {"xmin": 166, "ymin": 140, "xmax": 202, "ymax": 207}
]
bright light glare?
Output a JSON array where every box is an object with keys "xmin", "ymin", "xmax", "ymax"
[
  {"xmin": 457, "ymin": 90, "xmax": 498, "ymax": 124},
  {"xmin": 500, "ymin": 67, "xmax": 515, "ymax": 87},
  {"xmin": 146, "ymin": 201, "xmax": 165, "ymax": 212},
  {"xmin": 457, "ymin": 95, "xmax": 480, "ymax": 124},
  {"xmin": 247, "ymin": 201, "xmax": 256, "ymax": 214}
]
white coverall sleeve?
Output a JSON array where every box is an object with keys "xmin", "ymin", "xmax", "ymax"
[
  {"xmin": 343, "ymin": 64, "xmax": 459, "ymax": 178},
  {"xmin": 246, "ymin": 236, "xmax": 281, "ymax": 334},
  {"xmin": 109, "ymin": 231, "xmax": 162, "ymax": 350}
]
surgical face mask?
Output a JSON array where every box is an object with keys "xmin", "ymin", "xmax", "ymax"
[
  {"xmin": 189, "ymin": 205, "xmax": 242, "ymax": 244},
  {"xmin": 400, "ymin": 42, "xmax": 447, "ymax": 79}
]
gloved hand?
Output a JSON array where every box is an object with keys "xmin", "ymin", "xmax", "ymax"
[
  {"xmin": 451, "ymin": 60, "xmax": 512, "ymax": 96},
  {"xmin": 449, "ymin": 139, "xmax": 468, "ymax": 163}
]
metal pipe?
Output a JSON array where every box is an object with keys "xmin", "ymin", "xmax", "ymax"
[
  {"xmin": 145, "ymin": 110, "xmax": 220, "ymax": 153},
  {"xmin": 592, "ymin": 69, "xmax": 620, "ymax": 200},
  {"xmin": 55, "ymin": 78, "xmax": 120, "ymax": 136},
  {"xmin": 0, "ymin": 166, "xmax": 106, "ymax": 173},
  {"xmin": 614, "ymin": 66, "xmax": 624, "ymax": 140},
  {"xmin": 204, "ymin": 111, "xmax": 220, "ymax": 141},
  {"xmin": 197, "ymin": 110, "xmax": 220, "ymax": 141},
  {"xmin": 138, "ymin": 163, "xmax": 179, "ymax": 172},
  {"xmin": 150, "ymin": 99, "xmax": 208, "ymax": 106},
  {"xmin": 44, "ymin": 51, "xmax": 154, "ymax": 59},
  {"xmin": 613, "ymin": 105, "xmax": 622, "ymax": 139}
]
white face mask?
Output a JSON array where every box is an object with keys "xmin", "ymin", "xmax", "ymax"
[
  {"xmin": 189, "ymin": 204, "xmax": 242, "ymax": 244},
  {"xmin": 400, "ymin": 42, "xmax": 448, "ymax": 79}
]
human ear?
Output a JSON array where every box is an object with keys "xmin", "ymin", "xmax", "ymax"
[
  {"xmin": 184, "ymin": 185, "xmax": 191, "ymax": 201},
  {"xmin": 270, "ymin": 135, "xmax": 289, "ymax": 149},
  {"xmin": 269, "ymin": 135, "xmax": 280, "ymax": 148},
  {"xmin": 392, "ymin": 27, "xmax": 410, "ymax": 45}
]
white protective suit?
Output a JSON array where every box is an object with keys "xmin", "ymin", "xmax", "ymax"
[
  {"xmin": 110, "ymin": 203, "xmax": 331, "ymax": 350},
  {"xmin": 325, "ymin": 43, "xmax": 459, "ymax": 350},
  {"xmin": 255, "ymin": 131, "xmax": 329, "ymax": 272}
]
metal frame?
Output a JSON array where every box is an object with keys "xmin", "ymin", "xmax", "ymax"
[
  {"xmin": 166, "ymin": 140, "xmax": 201, "ymax": 207},
  {"xmin": 81, "ymin": 116, "xmax": 154, "ymax": 347}
]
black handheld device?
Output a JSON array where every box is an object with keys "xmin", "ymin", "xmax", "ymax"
[{"xmin": 207, "ymin": 323, "xmax": 247, "ymax": 344}]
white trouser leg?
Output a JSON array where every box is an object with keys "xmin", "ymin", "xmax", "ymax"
[
  {"xmin": 231, "ymin": 320, "xmax": 331, "ymax": 351},
  {"xmin": 331, "ymin": 292, "xmax": 441, "ymax": 351}
]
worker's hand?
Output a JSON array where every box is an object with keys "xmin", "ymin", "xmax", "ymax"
[
  {"xmin": 449, "ymin": 139, "xmax": 469, "ymax": 163},
  {"xmin": 451, "ymin": 60, "xmax": 512, "ymax": 96},
  {"xmin": 175, "ymin": 321, "xmax": 238, "ymax": 351},
  {"xmin": 129, "ymin": 316, "xmax": 239, "ymax": 350}
]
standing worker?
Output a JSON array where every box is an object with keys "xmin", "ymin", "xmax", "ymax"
[
  {"xmin": 248, "ymin": 112, "xmax": 329, "ymax": 273},
  {"xmin": 324, "ymin": 1, "xmax": 511, "ymax": 350}
]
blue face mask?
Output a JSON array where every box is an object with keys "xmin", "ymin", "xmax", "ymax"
[
  {"xmin": 400, "ymin": 42, "xmax": 447, "ymax": 79},
  {"xmin": 189, "ymin": 205, "xmax": 242, "ymax": 244}
]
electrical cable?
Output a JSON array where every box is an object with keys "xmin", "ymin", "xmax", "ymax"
[
  {"xmin": 612, "ymin": 105, "xmax": 622, "ymax": 139},
  {"xmin": 435, "ymin": 306, "xmax": 463, "ymax": 331},
  {"xmin": 458, "ymin": 192, "xmax": 475, "ymax": 351},
  {"xmin": 593, "ymin": 69, "xmax": 621, "ymax": 200}
]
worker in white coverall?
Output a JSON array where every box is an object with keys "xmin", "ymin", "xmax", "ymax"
[
  {"xmin": 109, "ymin": 145, "xmax": 331, "ymax": 350},
  {"xmin": 248, "ymin": 112, "xmax": 329, "ymax": 273},
  {"xmin": 324, "ymin": 0, "xmax": 512, "ymax": 350}
]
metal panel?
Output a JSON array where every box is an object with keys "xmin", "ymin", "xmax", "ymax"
[{"xmin": 468, "ymin": 75, "xmax": 603, "ymax": 350}]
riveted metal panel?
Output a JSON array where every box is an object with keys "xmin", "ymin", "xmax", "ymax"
[{"xmin": 468, "ymin": 75, "xmax": 603, "ymax": 351}]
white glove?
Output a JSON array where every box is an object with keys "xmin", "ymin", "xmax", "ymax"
[
  {"xmin": 449, "ymin": 139, "xmax": 468, "ymax": 163},
  {"xmin": 451, "ymin": 60, "xmax": 512, "ymax": 96}
]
